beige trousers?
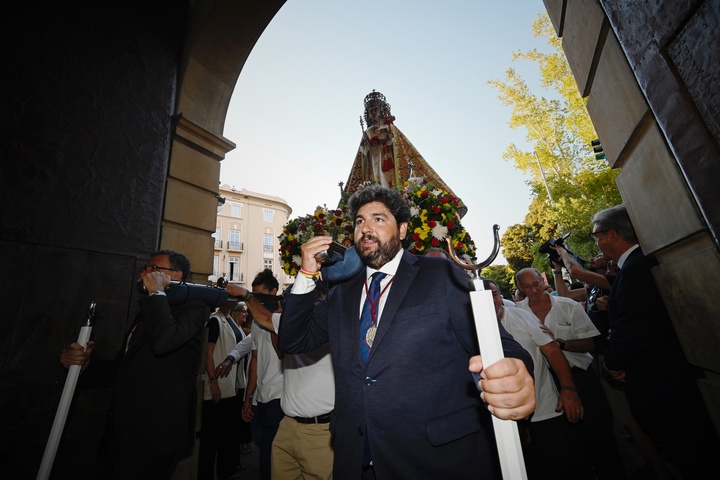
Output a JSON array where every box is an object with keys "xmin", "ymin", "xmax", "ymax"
[{"xmin": 271, "ymin": 416, "xmax": 334, "ymax": 480}]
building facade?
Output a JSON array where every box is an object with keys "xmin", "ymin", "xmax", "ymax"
[{"xmin": 212, "ymin": 184, "xmax": 294, "ymax": 289}]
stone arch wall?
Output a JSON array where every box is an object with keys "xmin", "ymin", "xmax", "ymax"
[
  {"xmin": 543, "ymin": 0, "xmax": 720, "ymax": 430},
  {"xmin": 164, "ymin": 0, "xmax": 286, "ymax": 284},
  {"xmin": 0, "ymin": 1, "xmax": 285, "ymax": 477}
]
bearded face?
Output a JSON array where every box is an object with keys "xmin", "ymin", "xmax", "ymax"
[
  {"xmin": 353, "ymin": 201, "xmax": 407, "ymax": 270},
  {"xmin": 356, "ymin": 229, "xmax": 403, "ymax": 270}
]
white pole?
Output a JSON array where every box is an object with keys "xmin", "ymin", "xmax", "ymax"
[
  {"xmin": 470, "ymin": 285, "xmax": 528, "ymax": 480},
  {"xmin": 36, "ymin": 302, "xmax": 96, "ymax": 480}
]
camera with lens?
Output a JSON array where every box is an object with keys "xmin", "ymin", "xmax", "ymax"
[
  {"xmin": 538, "ymin": 232, "xmax": 586, "ymax": 269},
  {"xmin": 587, "ymin": 288, "xmax": 599, "ymax": 313}
]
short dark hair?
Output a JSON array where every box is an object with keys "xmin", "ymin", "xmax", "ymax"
[
  {"xmin": 592, "ymin": 204, "xmax": 638, "ymax": 244},
  {"xmin": 348, "ymin": 184, "xmax": 410, "ymax": 226},
  {"xmin": 252, "ymin": 268, "xmax": 279, "ymax": 292},
  {"xmin": 151, "ymin": 249, "xmax": 191, "ymax": 281}
]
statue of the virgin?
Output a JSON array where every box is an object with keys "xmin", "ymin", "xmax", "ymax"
[{"xmin": 343, "ymin": 90, "xmax": 467, "ymax": 218}]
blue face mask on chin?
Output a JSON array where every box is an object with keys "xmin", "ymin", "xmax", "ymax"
[{"xmin": 321, "ymin": 246, "xmax": 364, "ymax": 282}]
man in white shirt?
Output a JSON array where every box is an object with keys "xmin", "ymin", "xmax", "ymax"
[
  {"xmin": 515, "ymin": 267, "xmax": 625, "ymax": 479},
  {"xmin": 238, "ymin": 269, "xmax": 284, "ymax": 480},
  {"xmin": 487, "ymin": 278, "xmax": 594, "ymax": 479},
  {"xmin": 226, "ymin": 282, "xmax": 334, "ymax": 479}
]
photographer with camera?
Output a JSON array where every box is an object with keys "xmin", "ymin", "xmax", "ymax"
[{"xmin": 552, "ymin": 247, "xmax": 614, "ymax": 292}]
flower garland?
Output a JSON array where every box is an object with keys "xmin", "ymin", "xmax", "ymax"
[
  {"xmin": 401, "ymin": 178, "xmax": 476, "ymax": 261},
  {"xmin": 278, "ymin": 178, "xmax": 476, "ymax": 276},
  {"xmin": 278, "ymin": 206, "xmax": 354, "ymax": 277}
]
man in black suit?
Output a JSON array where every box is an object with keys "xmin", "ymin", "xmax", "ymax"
[
  {"xmin": 61, "ymin": 249, "xmax": 208, "ymax": 479},
  {"xmin": 278, "ymin": 184, "xmax": 535, "ymax": 479},
  {"xmin": 592, "ymin": 205, "xmax": 719, "ymax": 479}
]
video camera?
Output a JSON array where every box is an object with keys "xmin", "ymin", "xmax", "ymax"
[{"xmin": 538, "ymin": 232, "xmax": 586, "ymax": 269}]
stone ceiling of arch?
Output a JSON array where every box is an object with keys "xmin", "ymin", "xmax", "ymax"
[{"xmin": 178, "ymin": 0, "xmax": 287, "ymax": 135}]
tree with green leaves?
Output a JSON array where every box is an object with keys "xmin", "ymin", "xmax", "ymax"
[
  {"xmin": 490, "ymin": 13, "xmax": 622, "ymax": 280},
  {"xmin": 481, "ymin": 264, "xmax": 516, "ymax": 299}
]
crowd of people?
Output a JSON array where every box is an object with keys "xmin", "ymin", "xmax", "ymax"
[{"xmin": 58, "ymin": 190, "xmax": 719, "ymax": 480}]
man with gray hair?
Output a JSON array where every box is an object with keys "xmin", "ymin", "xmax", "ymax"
[
  {"xmin": 514, "ymin": 266, "xmax": 625, "ymax": 479},
  {"xmin": 592, "ymin": 204, "xmax": 719, "ymax": 478}
]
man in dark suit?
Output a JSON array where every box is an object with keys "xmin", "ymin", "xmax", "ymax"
[
  {"xmin": 61, "ymin": 249, "xmax": 208, "ymax": 479},
  {"xmin": 278, "ymin": 184, "xmax": 535, "ymax": 480},
  {"xmin": 592, "ymin": 205, "xmax": 719, "ymax": 479}
]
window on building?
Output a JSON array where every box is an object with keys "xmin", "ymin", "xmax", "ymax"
[
  {"xmin": 263, "ymin": 259, "xmax": 273, "ymax": 272},
  {"xmin": 229, "ymin": 256, "xmax": 240, "ymax": 282},
  {"xmin": 263, "ymin": 233, "xmax": 273, "ymax": 252},
  {"xmin": 212, "ymin": 228, "xmax": 221, "ymax": 249},
  {"xmin": 231, "ymin": 202, "xmax": 243, "ymax": 217},
  {"xmin": 213, "ymin": 255, "xmax": 219, "ymax": 277},
  {"xmin": 262, "ymin": 208, "xmax": 275, "ymax": 222},
  {"xmin": 229, "ymin": 229, "xmax": 241, "ymax": 250}
]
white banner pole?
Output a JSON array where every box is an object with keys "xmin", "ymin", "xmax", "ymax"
[{"xmin": 36, "ymin": 301, "xmax": 96, "ymax": 480}]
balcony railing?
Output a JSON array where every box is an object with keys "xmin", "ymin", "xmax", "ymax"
[
  {"xmin": 228, "ymin": 241, "xmax": 244, "ymax": 251},
  {"xmin": 214, "ymin": 239, "xmax": 222, "ymax": 249}
]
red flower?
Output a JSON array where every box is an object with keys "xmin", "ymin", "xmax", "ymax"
[
  {"xmin": 298, "ymin": 224, "xmax": 306, "ymax": 231},
  {"xmin": 431, "ymin": 238, "xmax": 439, "ymax": 247},
  {"xmin": 412, "ymin": 232, "xmax": 421, "ymax": 241},
  {"xmin": 421, "ymin": 190, "xmax": 429, "ymax": 197},
  {"xmin": 427, "ymin": 220, "xmax": 436, "ymax": 228},
  {"xmin": 440, "ymin": 196, "xmax": 448, "ymax": 204},
  {"xmin": 447, "ymin": 220, "xmax": 455, "ymax": 230},
  {"xmin": 432, "ymin": 205, "xmax": 441, "ymax": 214}
]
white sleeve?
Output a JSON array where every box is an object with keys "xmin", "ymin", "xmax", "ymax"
[
  {"xmin": 271, "ymin": 312, "xmax": 282, "ymax": 333},
  {"xmin": 569, "ymin": 301, "xmax": 600, "ymax": 338},
  {"xmin": 227, "ymin": 334, "xmax": 253, "ymax": 362},
  {"xmin": 290, "ymin": 274, "xmax": 317, "ymax": 295}
]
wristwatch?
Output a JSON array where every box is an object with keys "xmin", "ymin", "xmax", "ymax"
[
  {"xmin": 241, "ymin": 291, "xmax": 253, "ymax": 302},
  {"xmin": 149, "ymin": 290, "xmax": 166, "ymax": 297},
  {"xmin": 556, "ymin": 338, "xmax": 566, "ymax": 350}
]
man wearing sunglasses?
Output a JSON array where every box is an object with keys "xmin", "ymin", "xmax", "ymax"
[{"xmin": 60, "ymin": 249, "xmax": 209, "ymax": 479}]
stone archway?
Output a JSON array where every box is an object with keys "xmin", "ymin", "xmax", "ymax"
[{"xmin": 163, "ymin": 0, "xmax": 287, "ymax": 283}]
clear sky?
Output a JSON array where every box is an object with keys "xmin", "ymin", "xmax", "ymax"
[{"xmin": 220, "ymin": 0, "xmax": 551, "ymax": 263}]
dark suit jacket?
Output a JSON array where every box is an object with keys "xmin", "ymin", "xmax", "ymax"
[
  {"xmin": 605, "ymin": 248, "xmax": 705, "ymax": 427},
  {"xmin": 110, "ymin": 295, "xmax": 208, "ymax": 459},
  {"xmin": 279, "ymin": 251, "xmax": 532, "ymax": 480}
]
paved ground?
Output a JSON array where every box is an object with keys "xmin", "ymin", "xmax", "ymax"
[
  {"xmin": 206, "ymin": 422, "xmax": 672, "ymax": 480},
  {"xmin": 236, "ymin": 444, "xmax": 260, "ymax": 480}
]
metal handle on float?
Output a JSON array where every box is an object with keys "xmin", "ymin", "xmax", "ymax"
[{"xmin": 445, "ymin": 224, "xmax": 501, "ymax": 274}]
